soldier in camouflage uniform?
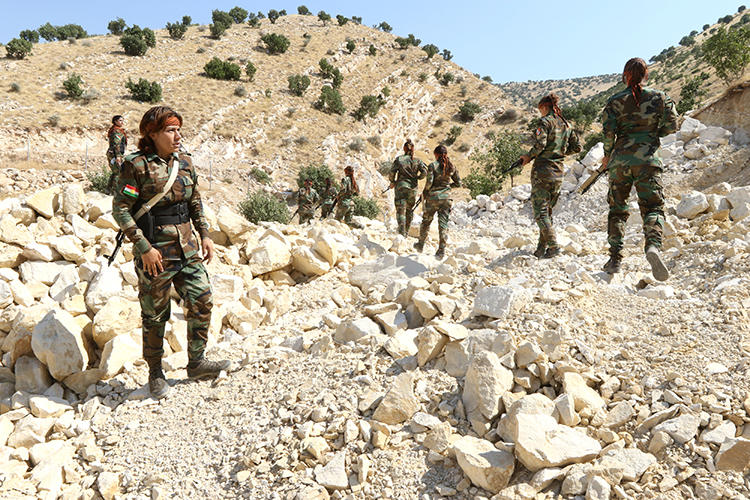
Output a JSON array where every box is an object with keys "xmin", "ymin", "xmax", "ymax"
[
  {"xmin": 335, "ymin": 166, "xmax": 363, "ymax": 228},
  {"xmin": 297, "ymin": 178, "xmax": 319, "ymax": 224},
  {"xmin": 106, "ymin": 115, "xmax": 128, "ymax": 194},
  {"xmin": 389, "ymin": 139, "xmax": 427, "ymax": 236},
  {"xmin": 112, "ymin": 106, "xmax": 229, "ymax": 399},
  {"xmin": 601, "ymin": 58, "xmax": 678, "ymax": 281},
  {"xmin": 319, "ymin": 178, "xmax": 337, "ymax": 219},
  {"xmin": 415, "ymin": 145, "xmax": 460, "ymax": 259},
  {"xmin": 519, "ymin": 93, "xmax": 581, "ymax": 258}
]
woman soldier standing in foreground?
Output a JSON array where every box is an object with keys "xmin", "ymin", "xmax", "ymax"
[
  {"xmin": 415, "ymin": 145, "xmax": 460, "ymax": 259},
  {"xmin": 112, "ymin": 106, "xmax": 229, "ymax": 399},
  {"xmin": 601, "ymin": 58, "xmax": 678, "ymax": 280},
  {"xmin": 519, "ymin": 92, "xmax": 581, "ymax": 258}
]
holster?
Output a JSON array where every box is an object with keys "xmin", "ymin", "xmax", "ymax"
[{"xmin": 133, "ymin": 201, "xmax": 155, "ymax": 243}]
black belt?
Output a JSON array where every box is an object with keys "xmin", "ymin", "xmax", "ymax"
[{"xmin": 151, "ymin": 202, "xmax": 190, "ymax": 226}]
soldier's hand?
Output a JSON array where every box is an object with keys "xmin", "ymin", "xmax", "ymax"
[
  {"xmin": 142, "ymin": 248, "xmax": 163, "ymax": 277},
  {"xmin": 202, "ymin": 237, "xmax": 215, "ymax": 264},
  {"xmin": 389, "ymin": 182, "xmax": 395, "ymax": 189},
  {"xmin": 519, "ymin": 155, "xmax": 531, "ymax": 165},
  {"xmin": 601, "ymin": 156, "xmax": 610, "ymax": 170}
]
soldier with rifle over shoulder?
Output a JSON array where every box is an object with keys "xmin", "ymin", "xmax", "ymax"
[
  {"xmin": 518, "ymin": 92, "xmax": 581, "ymax": 259},
  {"xmin": 296, "ymin": 177, "xmax": 320, "ymax": 224},
  {"xmin": 388, "ymin": 139, "xmax": 427, "ymax": 236},
  {"xmin": 319, "ymin": 177, "xmax": 337, "ymax": 219}
]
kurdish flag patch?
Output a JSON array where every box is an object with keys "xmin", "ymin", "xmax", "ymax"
[{"xmin": 122, "ymin": 185, "xmax": 139, "ymax": 198}]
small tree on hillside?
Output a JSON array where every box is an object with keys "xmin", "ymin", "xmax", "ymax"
[
  {"xmin": 108, "ymin": 18, "xmax": 126, "ymax": 35},
  {"xmin": 442, "ymin": 49, "xmax": 453, "ymax": 60},
  {"xmin": 318, "ymin": 11, "xmax": 331, "ymax": 26},
  {"xmin": 369, "ymin": 44, "xmax": 377, "ymax": 56},
  {"xmin": 182, "ymin": 16, "xmax": 192, "ymax": 26},
  {"xmin": 676, "ymin": 74, "xmax": 709, "ymax": 114},
  {"xmin": 268, "ymin": 9, "xmax": 280, "ymax": 24},
  {"xmin": 288, "ymin": 74, "xmax": 311, "ymax": 96},
  {"xmin": 204, "ymin": 58, "xmax": 241, "ymax": 80},
  {"xmin": 297, "ymin": 165, "xmax": 338, "ymax": 194},
  {"xmin": 702, "ymin": 26, "xmax": 750, "ymax": 84},
  {"xmin": 337, "ymin": 15, "xmax": 349, "ymax": 26},
  {"xmin": 395, "ymin": 37, "xmax": 409, "ymax": 49},
  {"xmin": 125, "ymin": 78, "xmax": 162, "ymax": 103},
  {"xmin": 166, "ymin": 21, "xmax": 187, "ymax": 40},
  {"xmin": 120, "ymin": 31, "xmax": 148, "ymax": 56},
  {"xmin": 19, "ymin": 30, "xmax": 39, "ymax": 43},
  {"xmin": 465, "ymin": 132, "xmax": 525, "ymax": 195},
  {"xmin": 247, "ymin": 14, "xmax": 260, "ymax": 28},
  {"xmin": 228, "ymin": 6, "xmax": 248, "ymax": 23},
  {"xmin": 261, "ymin": 33, "xmax": 290, "ymax": 54},
  {"xmin": 346, "ymin": 40, "xmax": 355, "ymax": 53},
  {"xmin": 458, "ymin": 100, "xmax": 482, "ymax": 122},
  {"xmin": 246, "ymin": 62, "xmax": 257, "ymax": 81},
  {"xmin": 38, "ymin": 22, "xmax": 58, "ymax": 41},
  {"xmin": 62, "ymin": 73, "xmax": 84, "ymax": 99},
  {"xmin": 353, "ymin": 94, "xmax": 385, "ymax": 121},
  {"xmin": 422, "ymin": 44, "xmax": 438, "ymax": 59},
  {"xmin": 298, "ymin": 5, "xmax": 311, "ymax": 15},
  {"xmin": 313, "ymin": 86, "xmax": 345, "ymax": 114},
  {"xmin": 210, "ymin": 22, "xmax": 227, "ymax": 39},
  {"xmin": 6, "ymin": 38, "xmax": 32, "ymax": 59},
  {"xmin": 378, "ymin": 22, "xmax": 392, "ymax": 32}
]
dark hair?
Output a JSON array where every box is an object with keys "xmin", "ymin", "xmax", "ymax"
[
  {"xmin": 344, "ymin": 166, "xmax": 359, "ymax": 193},
  {"xmin": 434, "ymin": 144, "xmax": 454, "ymax": 177},
  {"xmin": 623, "ymin": 58, "xmax": 648, "ymax": 105},
  {"xmin": 137, "ymin": 106, "xmax": 183, "ymax": 153},
  {"xmin": 404, "ymin": 139, "xmax": 414, "ymax": 159},
  {"xmin": 112, "ymin": 115, "xmax": 123, "ymax": 124},
  {"xmin": 538, "ymin": 92, "xmax": 568, "ymax": 126}
]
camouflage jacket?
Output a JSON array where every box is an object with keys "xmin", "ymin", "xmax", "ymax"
[
  {"xmin": 107, "ymin": 130, "xmax": 127, "ymax": 159},
  {"xmin": 112, "ymin": 151, "xmax": 209, "ymax": 262},
  {"xmin": 389, "ymin": 154, "xmax": 426, "ymax": 189},
  {"xmin": 297, "ymin": 187, "xmax": 320, "ymax": 210},
  {"xmin": 321, "ymin": 185, "xmax": 338, "ymax": 205},
  {"xmin": 602, "ymin": 86, "xmax": 678, "ymax": 169},
  {"xmin": 424, "ymin": 161, "xmax": 461, "ymax": 200},
  {"xmin": 339, "ymin": 176, "xmax": 358, "ymax": 201},
  {"xmin": 526, "ymin": 112, "xmax": 581, "ymax": 177}
]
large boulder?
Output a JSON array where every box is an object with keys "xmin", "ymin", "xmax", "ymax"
[
  {"xmin": 349, "ymin": 254, "xmax": 429, "ymax": 294},
  {"xmin": 292, "ymin": 246, "xmax": 331, "ymax": 276},
  {"xmin": 473, "ymin": 285, "xmax": 531, "ymax": 319},
  {"xmin": 19, "ymin": 261, "xmax": 74, "ymax": 285},
  {"xmin": 14, "ymin": 356, "xmax": 53, "ymax": 394},
  {"xmin": 715, "ymin": 437, "xmax": 750, "ymax": 472},
  {"xmin": 31, "ymin": 309, "xmax": 89, "ymax": 381},
  {"xmin": 312, "ymin": 232, "xmax": 339, "ymax": 267},
  {"xmin": 85, "ymin": 264, "xmax": 124, "ymax": 313},
  {"xmin": 49, "ymin": 265, "xmax": 80, "ymax": 302},
  {"xmin": 453, "ymin": 436, "xmax": 515, "ymax": 493},
  {"xmin": 61, "ymin": 183, "xmax": 86, "ymax": 216},
  {"xmin": 676, "ymin": 191, "xmax": 709, "ymax": 219},
  {"xmin": 463, "ymin": 351, "xmax": 513, "ymax": 430},
  {"xmin": 562, "ymin": 372, "xmax": 605, "ymax": 413},
  {"xmin": 372, "ymin": 373, "xmax": 418, "ymax": 425},
  {"xmin": 99, "ymin": 335, "xmax": 140, "ymax": 378},
  {"xmin": 247, "ymin": 230, "xmax": 292, "ymax": 276},
  {"xmin": 0, "ymin": 214, "xmax": 33, "ymax": 246},
  {"xmin": 92, "ymin": 297, "xmax": 141, "ymax": 348},
  {"xmin": 217, "ymin": 205, "xmax": 253, "ymax": 244},
  {"xmin": 581, "ymin": 143, "xmax": 604, "ymax": 168},
  {"xmin": 334, "ymin": 318, "xmax": 380, "ymax": 344},
  {"xmin": 211, "ymin": 274, "xmax": 245, "ymax": 303},
  {"xmin": 26, "ymin": 187, "xmax": 60, "ymax": 218},
  {"xmin": 515, "ymin": 414, "xmax": 602, "ymax": 471}
]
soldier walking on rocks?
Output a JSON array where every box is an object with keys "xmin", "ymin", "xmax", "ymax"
[
  {"xmin": 335, "ymin": 166, "xmax": 362, "ymax": 228},
  {"xmin": 389, "ymin": 139, "xmax": 426, "ymax": 236},
  {"xmin": 319, "ymin": 177, "xmax": 337, "ymax": 219},
  {"xmin": 415, "ymin": 145, "xmax": 460, "ymax": 259},
  {"xmin": 112, "ymin": 106, "xmax": 230, "ymax": 399},
  {"xmin": 601, "ymin": 58, "xmax": 678, "ymax": 280},
  {"xmin": 106, "ymin": 115, "xmax": 128, "ymax": 194},
  {"xmin": 297, "ymin": 178, "xmax": 319, "ymax": 224},
  {"xmin": 519, "ymin": 93, "xmax": 581, "ymax": 259}
]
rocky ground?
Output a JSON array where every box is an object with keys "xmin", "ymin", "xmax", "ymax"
[{"xmin": 0, "ymin": 116, "xmax": 749, "ymax": 500}]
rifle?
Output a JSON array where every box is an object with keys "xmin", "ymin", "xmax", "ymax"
[
  {"xmin": 381, "ymin": 185, "xmax": 392, "ymax": 195},
  {"xmin": 105, "ymin": 231, "xmax": 126, "ymax": 267},
  {"xmin": 578, "ymin": 162, "xmax": 608, "ymax": 195},
  {"xmin": 413, "ymin": 194, "xmax": 423, "ymax": 210},
  {"xmin": 503, "ymin": 159, "xmax": 523, "ymax": 176}
]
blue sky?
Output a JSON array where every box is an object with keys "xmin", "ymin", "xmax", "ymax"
[{"xmin": 1, "ymin": 1, "xmax": 744, "ymax": 82}]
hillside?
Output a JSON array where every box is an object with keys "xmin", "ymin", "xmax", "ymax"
[
  {"xmin": 500, "ymin": 8, "xmax": 750, "ymax": 113},
  {"xmin": 0, "ymin": 14, "xmax": 527, "ymax": 202}
]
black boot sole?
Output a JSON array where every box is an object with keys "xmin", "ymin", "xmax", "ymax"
[{"xmin": 646, "ymin": 249, "xmax": 669, "ymax": 282}]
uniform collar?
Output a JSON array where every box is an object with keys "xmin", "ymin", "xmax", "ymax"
[{"xmin": 146, "ymin": 152, "xmax": 179, "ymax": 164}]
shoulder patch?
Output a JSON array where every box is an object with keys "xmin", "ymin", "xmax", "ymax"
[{"xmin": 122, "ymin": 184, "xmax": 139, "ymax": 198}]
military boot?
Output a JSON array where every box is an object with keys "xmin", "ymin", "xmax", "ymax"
[
  {"xmin": 542, "ymin": 245, "xmax": 561, "ymax": 259},
  {"xmin": 414, "ymin": 240, "xmax": 424, "ymax": 253},
  {"xmin": 148, "ymin": 365, "xmax": 169, "ymax": 399},
  {"xmin": 187, "ymin": 358, "xmax": 231, "ymax": 380},
  {"xmin": 435, "ymin": 245, "xmax": 445, "ymax": 259},
  {"xmin": 602, "ymin": 252, "xmax": 622, "ymax": 274},
  {"xmin": 533, "ymin": 240, "xmax": 546, "ymax": 258},
  {"xmin": 645, "ymin": 246, "xmax": 669, "ymax": 282}
]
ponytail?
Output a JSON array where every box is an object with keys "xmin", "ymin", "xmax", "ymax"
[
  {"xmin": 623, "ymin": 57, "xmax": 648, "ymax": 106},
  {"xmin": 433, "ymin": 145, "xmax": 453, "ymax": 178},
  {"xmin": 404, "ymin": 139, "xmax": 414, "ymax": 159},
  {"xmin": 345, "ymin": 166, "xmax": 358, "ymax": 193},
  {"xmin": 538, "ymin": 92, "xmax": 569, "ymax": 127}
]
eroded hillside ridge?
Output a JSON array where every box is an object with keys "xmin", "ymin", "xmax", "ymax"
[{"xmin": 0, "ymin": 115, "xmax": 749, "ymax": 498}]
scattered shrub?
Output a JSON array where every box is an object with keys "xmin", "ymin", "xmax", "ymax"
[
  {"xmin": 265, "ymin": 88, "xmax": 272, "ymax": 98},
  {"xmin": 108, "ymin": 18, "xmax": 126, "ymax": 35},
  {"xmin": 295, "ymin": 136, "xmax": 308, "ymax": 145},
  {"xmin": 440, "ymin": 72, "xmax": 455, "ymax": 86},
  {"xmin": 458, "ymin": 100, "xmax": 481, "ymax": 122},
  {"xmin": 353, "ymin": 94, "xmax": 385, "ymax": 121},
  {"xmin": 268, "ymin": 9, "xmax": 280, "ymax": 24},
  {"xmin": 418, "ymin": 72, "xmax": 428, "ymax": 82},
  {"xmin": 352, "ymin": 16, "xmax": 362, "ymax": 24},
  {"xmin": 457, "ymin": 143, "xmax": 471, "ymax": 153},
  {"xmin": 19, "ymin": 30, "xmax": 39, "ymax": 43},
  {"xmin": 740, "ymin": 5, "xmax": 747, "ymax": 12},
  {"xmin": 196, "ymin": 47, "xmax": 206, "ymax": 54},
  {"xmin": 313, "ymin": 86, "xmax": 345, "ymax": 114},
  {"xmin": 246, "ymin": 61, "xmax": 257, "ymax": 81},
  {"xmin": 250, "ymin": 167, "xmax": 271, "ymax": 184},
  {"xmin": 719, "ymin": 15, "xmax": 734, "ymax": 24},
  {"xmin": 248, "ymin": 16, "xmax": 260, "ymax": 28},
  {"xmin": 348, "ymin": 137, "xmax": 366, "ymax": 152},
  {"xmin": 297, "ymin": 164, "xmax": 337, "ymax": 193},
  {"xmin": 702, "ymin": 26, "xmax": 750, "ymax": 84},
  {"xmin": 395, "ymin": 37, "xmax": 409, "ymax": 50},
  {"xmin": 288, "ymin": 74, "xmax": 311, "ymax": 96},
  {"xmin": 87, "ymin": 166, "xmax": 112, "ymax": 194},
  {"xmin": 256, "ymin": 11, "xmax": 266, "ymax": 19},
  {"xmin": 465, "ymin": 132, "xmax": 525, "ymax": 196},
  {"xmin": 9, "ymin": 82, "xmax": 20, "ymax": 92},
  {"xmin": 460, "ymin": 84, "xmax": 467, "ymax": 97},
  {"xmin": 676, "ymin": 74, "xmax": 709, "ymax": 114},
  {"xmin": 182, "ymin": 15, "xmax": 192, "ymax": 26},
  {"xmin": 38, "ymin": 22, "xmax": 58, "ymax": 41},
  {"xmin": 120, "ymin": 26, "xmax": 152, "ymax": 55},
  {"xmin": 442, "ymin": 49, "xmax": 453, "ymax": 60},
  {"xmin": 234, "ymin": 85, "xmax": 247, "ymax": 97},
  {"xmin": 337, "ymin": 15, "xmax": 349, "ymax": 26},
  {"xmin": 63, "ymin": 73, "xmax": 84, "ymax": 98},
  {"xmin": 166, "ymin": 21, "xmax": 187, "ymax": 40},
  {"xmin": 51, "ymin": 24, "xmax": 87, "ymax": 40},
  {"xmin": 378, "ymin": 22, "xmax": 392, "ymax": 32},
  {"xmin": 346, "ymin": 40, "xmax": 355, "ymax": 53},
  {"xmin": 209, "ymin": 22, "xmax": 227, "ymax": 39},
  {"xmin": 298, "ymin": 5, "xmax": 311, "ymax": 15},
  {"xmin": 239, "ymin": 191, "xmax": 290, "ymax": 224},
  {"xmin": 703, "ymin": 23, "xmax": 711, "ymax": 31},
  {"xmin": 352, "ymin": 197, "xmax": 380, "ymax": 219},
  {"xmin": 125, "ymin": 78, "xmax": 162, "ymax": 103},
  {"xmin": 367, "ymin": 135, "xmax": 381, "ymax": 147},
  {"xmin": 482, "ymin": 75, "xmax": 493, "ymax": 83},
  {"xmin": 318, "ymin": 11, "xmax": 331, "ymax": 25},
  {"xmin": 5, "ymin": 38, "xmax": 32, "ymax": 59},
  {"xmin": 369, "ymin": 44, "xmax": 377, "ymax": 56},
  {"xmin": 445, "ymin": 126, "xmax": 462, "ymax": 145},
  {"xmin": 679, "ymin": 35, "xmax": 696, "ymax": 46},
  {"xmin": 261, "ymin": 33, "xmax": 290, "ymax": 54},
  {"xmin": 422, "ymin": 44, "xmax": 438, "ymax": 58},
  {"xmin": 204, "ymin": 57, "xmax": 241, "ymax": 80},
  {"xmin": 212, "ymin": 9, "xmax": 233, "ymax": 27}
]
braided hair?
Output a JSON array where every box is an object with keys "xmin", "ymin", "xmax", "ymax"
[
  {"xmin": 538, "ymin": 92, "xmax": 569, "ymax": 127},
  {"xmin": 433, "ymin": 144, "xmax": 454, "ymax": 178},
  {"xmin": 404, "ymin": 139, "xmax": 414, "ymax": 159},
  {"xmin": 623, "ymin": 57, "xmax": 648, "ymax": 106},
  {"xmin": 344, "ymin": 166, "xmax": 359, "ymax": 193}
]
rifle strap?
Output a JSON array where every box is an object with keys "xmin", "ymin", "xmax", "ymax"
[{"xmin": 133, "ymin": 156, "xmax": 179, "ymax": 221}]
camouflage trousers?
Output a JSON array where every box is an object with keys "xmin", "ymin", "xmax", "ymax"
[
  {"xmin": 335, "ymin": 198, "xmax": 362, "ymax": 228},
  {"xmin": 106, "ymin": 153, "xmax": 120, "ymax": 194},
  {"xmin": 136, "ymin": 258, "xmax": 212, "ymax": 367},
  {"xmin": 530, "ymin": 170, "xmax": 562, "ymax": 249},
  {"xmin": 320, "ymin": 202, "xmax": 334, "ymax": 218},
  {"xmin": 607, "ymin": 164, "xmax": 665, "ymax": 254},
  {"xmin": 419, "ymin": 196, "xmax": 451, "ymax": 249},
  {"xmin": 299, "ymin": 209, "xmax": 315, "ymax": 224},
  {"xmin": 394, "ymin": 186, "xmax": 418, "ymax": 236}
]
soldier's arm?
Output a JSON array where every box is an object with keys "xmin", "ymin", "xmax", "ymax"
[
  {"xmin": 388, "ymin": 159, "xmax": 399, "ymax": 183},
  {"xmin": 451, "ymin": 168, "xmax": 461, "ymax": 188},
  {"xmin": 417, "ymin": 160, "xmax": 427, "ymax": 179},
  {"xmin": 526, "ymin": 119, "xmax": 550, "ymax": 159},
  {"xmin": 112, "ymin": 133, "xmax": 124, "ymax": 160},
  {"xmin": 423, "ymin": 167, "xmax": 434, "ymax": 193},
  {"xmin": 566, "ymin": 130, "xmax": 583, "ymax": 155},
  {"xmin": 188, "ymin": 165, "xmax": 210, "ymax": 239},
  {"xmin": 112, "ymin": 159, "xmax": 153, "ymax": 255},
  {"xmin": 601, "ymin": 102, "xmax": 617, "ymax": 158},
  {"xmin": 658, "ymin": 95, "xmax": 679, "ymax": 137}
]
